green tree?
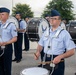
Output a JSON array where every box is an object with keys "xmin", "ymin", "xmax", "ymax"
[
  {"xmin": 42, "ymin": 0, "xmax": 75, "ymax": 21},
  {"xmin": 12, "ymin": 3, "xmax": 34, "ymax": 19}
]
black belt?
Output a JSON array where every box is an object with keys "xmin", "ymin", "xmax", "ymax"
[
  {"xmin": 46, "ymin": 54, "xmax": 64, "ymax": 61},
  {"xmin": 46, "ymin": 54, "xmax": 58, "ymax": 58}
]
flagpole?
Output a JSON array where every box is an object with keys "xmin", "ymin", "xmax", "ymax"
[{"xmin": 11, "ymin": 0, "xmax": 13, "ymax": 14}]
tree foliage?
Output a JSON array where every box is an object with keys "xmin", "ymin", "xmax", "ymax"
[
  {"xmin": 42, "ymin": 0, "xmax": 75, "ymax": 21},
  {"xmin": 12, "ymin": 3, "xmax": 34, "ymax": 19}
]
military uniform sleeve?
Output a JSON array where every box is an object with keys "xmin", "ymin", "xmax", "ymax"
[
  {"xmin": 10, "ymin": 23, "xmax": 17, "ymax": 37},
  {"xmin": 20, "ymin": 20, "xmax": 27, "ymax": 29},
  {"xmin": 38, "ymin": 35, "xmax": 44, "ymax": 47},
  {"xmin": 63, "ymin": 31, "xmax": 76, "ymax": 51}
]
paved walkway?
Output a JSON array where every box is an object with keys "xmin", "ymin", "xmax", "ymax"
[{"xmin": 12, "ymin": 41, "xmax": 76, "ymax": 75}]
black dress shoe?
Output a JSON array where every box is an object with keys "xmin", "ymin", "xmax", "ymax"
[
  {"xmin": 23, "ymin": 49, "xmax": 29, "ymax": 51},
  {"xmin": 16, "ymin": 59, "xmax": 21, "ymax": 63},
  {"xmin": 22, "ymin": 49, "xmax": 26, "ymax": 51},
  {"xmin": 12, "ymin": 58, "xmax": 17, "ymax": 62},
  {"xmin": 25, "ymin": 49, "xmax": 29, "ymax": 51}
]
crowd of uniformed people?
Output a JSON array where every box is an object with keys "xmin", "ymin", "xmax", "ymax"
[
  {"xmin": 12, "ymin": 12, "xmax": 29, "ymax": 63},
  {"xmin": 0, "ymin": 7, "xmax": 76, "ymax": 75}
]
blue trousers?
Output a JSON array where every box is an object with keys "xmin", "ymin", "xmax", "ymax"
[
  {"xmin": 40, "ymin": 48, "xmax": 44, "ymax": 61},
  {"xmin": 0, "ymin": 44, "xmax": 13, "ymax": 75},
  {"xmin": 24, "ymin": 32, "xmax": 29, "ymax": 51},
  {"xmin": 14, "ymin": 33, "xmax": 23, "ymax": 60}
]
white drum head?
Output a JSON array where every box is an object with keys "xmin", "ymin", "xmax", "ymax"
[{"xmin": 20, "ymin": 67, "xmax": 49, "ymax": 75}]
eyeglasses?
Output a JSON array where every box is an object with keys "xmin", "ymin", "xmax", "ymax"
[{"xmin": 50, "ymin": 18, "xmax": 60, "ymax": 20}]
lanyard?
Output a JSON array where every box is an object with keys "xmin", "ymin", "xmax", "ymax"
[{"xmin": 44, "ymin": 28, "xmax": 64, "ymax": 52}]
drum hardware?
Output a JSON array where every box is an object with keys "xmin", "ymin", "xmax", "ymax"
[
  {"xmin": 28, "ymin": 33, "xmax": 38, "ymax": 34},
  {"xmin": 28, "ymin": 38, "xmax": 35, "ymax": 39},
  {"xmin": 28, "ymin": 38, "xmax": 38, "ymax": 41},
  {"xmin": 28, "ymin": 26, "xmax": 36, "ymax": 27},
  {"xmin": 50, "ymin": 63, "xmax": 55, "ymax": 68}
]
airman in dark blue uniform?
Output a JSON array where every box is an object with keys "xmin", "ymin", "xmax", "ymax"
[
  {"xmin": 0, "ymin": 7, "xmax": 17, "ymax": 75},
  {"xmin": 34, "ymin": 9, "xmax": 76, "ymax": 75},
  {"xmin": 23, "ymin": 16, "xmax": 29, "ymax": 51},
  {"xmin": 13, "ymin": 12, "xmax": 26, "ymax": 63}
]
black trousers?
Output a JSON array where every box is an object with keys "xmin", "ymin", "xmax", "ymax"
[
  {"xmin": 24, "ymin": 32, "xmax": 29, "ymax": 51},
  {"xmin": 0, "ymin": 44, "xmax": 13, "ymax": 75},
  {"xmin": 45, "ymin": 55, "xmax": 65, "ymax": 75},
  {"xmin": 40, "ymin": 48, "xmax": 44, "ymax": 61},
  {"xmin": 14, "ymin": 33, "xmax": 23, "ymax": 60}
]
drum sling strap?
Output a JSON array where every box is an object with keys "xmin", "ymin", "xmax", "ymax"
[{"xmin": 44, "ymin": 28, "xmax": 64, "ymax": 52}]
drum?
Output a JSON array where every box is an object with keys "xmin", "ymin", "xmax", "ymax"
[
  {"xmin": 20, "ymin": 67, "xmax": 49, "ymax": 75},
  {"xmin": 26, "ymin": 18, "xmax": 49, "ymax": 41}
]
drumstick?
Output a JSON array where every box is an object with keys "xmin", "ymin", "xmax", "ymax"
[
  {"xmin": 34, "ymin": 53, "xmax": 38, "ymax": 58},
  {"xmin": 38, "ymin": 60, "xmax": 64, "ymax": 65}
]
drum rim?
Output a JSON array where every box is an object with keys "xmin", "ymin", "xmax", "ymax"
[{"xmin": 20, "ymin": 67, "xmax": 49, "ymax": 75}]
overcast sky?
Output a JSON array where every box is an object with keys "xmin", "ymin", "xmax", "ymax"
[{"xmin": 0, "ymin": 0, "xmax": 76, "ymax": 17}]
